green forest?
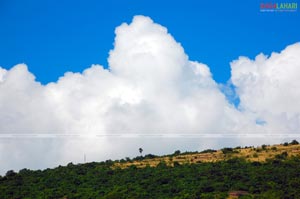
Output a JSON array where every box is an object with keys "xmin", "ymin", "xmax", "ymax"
[{"xmin": 1, "ymin": 152, "xmax": 300, "ymax": 199}]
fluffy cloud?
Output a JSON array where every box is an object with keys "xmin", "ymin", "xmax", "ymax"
[
  {"xmin": 231, "ymin": 43, "xmax": 300, "ymax": 132},
  {"xmin": 0, "ymin": 16, "xmax": 299, "ymax": 174}
]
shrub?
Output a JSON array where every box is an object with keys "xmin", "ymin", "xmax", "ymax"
[
  {"xmin": 271, "ymin": 146, "xmax": 277, "ymax": 151},
  {"xmin": 105, "ymin": 160, "xmax": 114, "ymax": 166},
  {"xmin": 200, "ymin": 149, "xmax": 217, "ymax": 153},
  {"xmin": 173, "ymin": 161, "xmax": 180, "ymax": 167},
  {"xmin": 275, "ymin": 152, "xmax": 288, "ymax": 159},
  {"xmin": 290, "ymin": 140, "xmax": 299, "ymax": 145},
  {"xmin": 144, "ymin": 154, "xmax": 157, "ymax": 159},
  {"xmin": 221, "ymin": 147, "xmax": 237, "ymax": 154},
  {"xmin": 5, "ymin": 170, "xmax": 16, "ymax": 177},
  {"xmin": 173, "ymin": 150, "xmax": 181, "ymax": 156},
  {"xmin": 157, "ymin": 161, "xmax": 168, "ymax": 168},
  {"xmin": 133, "ymin": 156, "xmax": 144, "ymax": 161},
  {"xmin": 251, "ymin": 161, "xmax": 261, "ymax": 166},
  {"xmin": 253, "ymin": 153, "xmax": 258, "ymax": 158},
  {"xmin": 19, "ymin": 168, "xmax": 32, "ymax": 175},
  {"xmin": 181, "ymin": 151, "xmax": 198, "ymax": 155},
  {"xmin": 256, "ymin": 148, "xmax": 262, "ymax": 152},
  {"xmin": 283, "ymin": 142, "xmax": 289, "ymax": 146}
]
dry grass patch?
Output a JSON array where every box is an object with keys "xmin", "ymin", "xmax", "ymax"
[{"xmin": 113, "ymin": 143, "xmax": 300, "ymax": 169}]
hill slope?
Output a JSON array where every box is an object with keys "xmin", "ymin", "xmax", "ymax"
[
  {"xmin": 1, "ymin": 141, "xmax": 300, "ymax": 199},
  {"xmin": 114, "ymin": 140, "xmax": 300, "ymax": 169}
]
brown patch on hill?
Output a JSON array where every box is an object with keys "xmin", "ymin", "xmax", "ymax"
[
  {"xmin": 228, "ymin": 190, "xmax": 249, "ymax": 198},
  {"xmin": 113, "ymin": 143, "xmax": 300, "ymax": 169}
]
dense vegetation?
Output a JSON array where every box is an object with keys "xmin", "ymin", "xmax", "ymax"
[{"xmin": 1, "ymin": 155, "xmax": 300, "ymax": 199}]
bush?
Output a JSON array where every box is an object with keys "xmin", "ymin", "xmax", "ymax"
[
  {"xmin": 251, "ymin": 161, "xmax": 261, "ymax": 166},
  {"xmin": 133, "ymin": 156, "xmax": 144, "ymax": 161},
  {"xmin": 283, "ymin": 142, "xmax": 289, "ymax": 146},
  {"xmin": 5, "ymin": 170, "xmax": 16, "ymax": 177},
  {"xmin": 181, "ymin": 151, "xmax": 198, "ymax": 155},
  {"xmin": 144, "ymin": 154, "xmax": 157, "ymax": 159},
  {"xmin": 19, "ymin": 168, "xmax": 31, "ymax": 175},
  {"xmin": 200, "ymin": 149, "xmax": 217, "ymax": 153},
  {"xmin": 173, "ymin": 150, "xmax": 181, "ymax": 156},
  {"xmin": 262, "ymin": 144, "xmax": 267, "ymax": 150},
  {"xmin": 105, "ymin": 160, "xmax": 114, "ymax": 166},
  {"xmin": 157, "ymin": 161, "xmax": 168, "ymax": 168},
  {"xmin": 275, "ymin": 152, "xmax": 288, "ymax": 159},
  {"xmin": 290, "ymin": 140, "xmax": 299, "ymax": 145},
  {"xmin": 256, "ymin": 148, "xmax": 262, "ymax": 152},
  {"xmin": 271, "ymin": 146, "xmax": 277, "ymax": 151},
  {"xmin": 221, "ymin": 147, "xmax": 238, "ymax": 154}
]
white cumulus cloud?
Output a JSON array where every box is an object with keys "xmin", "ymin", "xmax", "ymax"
[
  {"xmin": 0, "ymin": 15, "xmax": 299, "ymax": 174},
  {"xmin": 231, "ymin": 42, "xmax": 300, "ymax": 132}
]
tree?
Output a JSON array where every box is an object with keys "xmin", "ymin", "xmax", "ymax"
[
  {"xmin": 5, "ymin": 170, "xmax": 16, "ymax": 177},
  {"xmin": 290, "ymin": 140, "xmax": 299, "ymax": 145},
  {"xmin": 221, "ymin": 147, "xmax": 234, "ymax": 154},
  {"xmin": 200, "ymin": 149, "xmax": 217, "ymax": 154},
  {"xmin": 144, "ymin": 154, "xmax": 157, "ymax": 159},
  {"xmin": 271, "ymin": 146, "xmax": 277, "ymax": 151},
  {"xmin": 139, "ymin": 148, "xmax": 143, "ymax": 156},
  {"xmin": 275, "ymin": 152, "xmax": 288, "ymax": 160},
  {"xmin": 174, "ymin": 150, "xmax": 181, "ymax": 156}
]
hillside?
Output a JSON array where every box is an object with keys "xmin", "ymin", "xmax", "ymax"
[
  {"xmin": 1, "ymin": 140, "xmax": 300, "ymax": 199},
  {"xmin": 114, "ymin": 140, "xmax": 300, "ymax": 169}
]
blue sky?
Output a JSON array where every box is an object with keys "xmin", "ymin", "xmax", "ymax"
[{"xmin": 0, "ymin": 0, "xmax": 299, "ymax": 84}]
